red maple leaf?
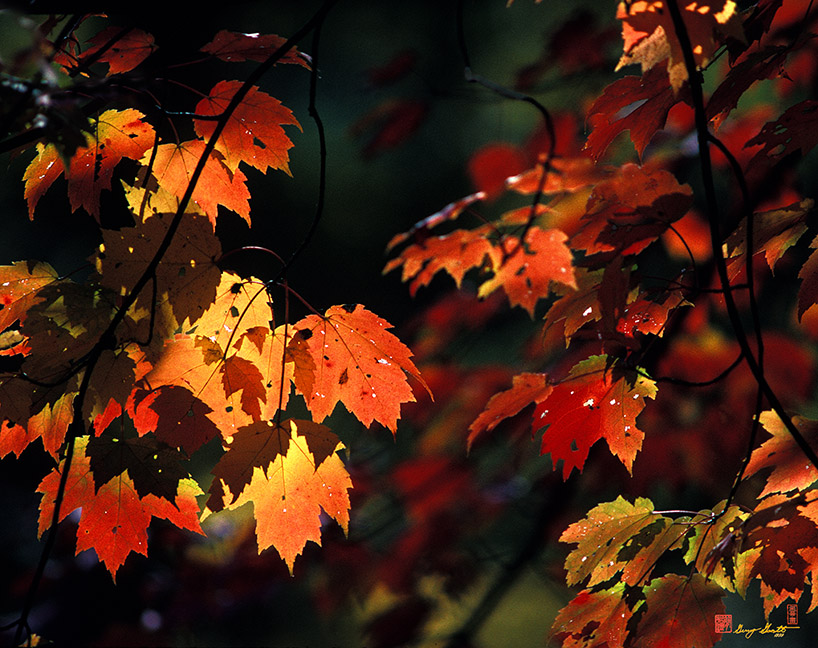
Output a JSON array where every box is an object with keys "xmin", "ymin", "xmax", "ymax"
[
  {"xmin": 37, "ymin": 436, "xmax": 203, "ymax": 579},
  {"xmin": 534, "ymin": 355, "xmax": 657, "ymax": 478},
  {"xmin": 585, "ymin": 64, "xmax": 685, "ymax": 161}
]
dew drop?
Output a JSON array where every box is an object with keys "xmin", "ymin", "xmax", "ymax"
[
  {"xmin": 582, "ymin": 306, "xmax": 593, "ymax": 317},
  {"xmin": 609, "ymin": 398, "xmax": 617, "ymax": 406}
]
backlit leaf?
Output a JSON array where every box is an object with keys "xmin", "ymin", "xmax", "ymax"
[
  {"xmin": 23, "ymin": 109, "xmax": 155, "ymax": 220},
  {"xmin": 534, "ymin": 355, "xmax": 657, "ymax": 478},
  {"xmin": 210, "ymin": 420, "xmax": 351, "ymax": 573},
  {"xmin": 194, "ymin": 80, "xmax": 301, "ymax": 174},
  {"xmin": 293, "ymin": 304, "xmax": 428, "ymax": 432}
]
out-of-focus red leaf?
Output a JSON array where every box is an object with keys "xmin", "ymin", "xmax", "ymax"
[
  {"xmin": 351, "ymin": 99, "xmax": 428, "ymax": 158},
  {"xmin": 367, "ymin": 49, "xmax": 418, "ymax": 86},
  {"xmin": 82, "ymin": 27, "xmax": 156, "ymax": 75},
  {"xmin": 467, "ymin": 142, "xmax": 528, "ymax": 199},
  {"xmin": 746, "ymin": 100, "xmax": 818, "ymax": 168}
]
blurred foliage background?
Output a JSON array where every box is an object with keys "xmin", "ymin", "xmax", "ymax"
[{"xmin": 2, "ymin": 1, "xmax": 818, "ymax": 646}]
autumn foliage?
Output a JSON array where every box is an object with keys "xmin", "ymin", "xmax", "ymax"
[{"xmin": 2, "ymin": 1, "xmax": 818, "ymax": 646}]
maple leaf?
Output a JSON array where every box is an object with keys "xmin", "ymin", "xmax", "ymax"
[
  {"xmin": 477, "ymin": 227, "xmax": 577, "ymax": 316},
  {"xmin": 94, "ymin": 208, "xmax": 222, "ymax": 328},
  {"xmin": 542, "ymin": 268, "xmax": 605, "ymax": 347},
  {"xmin": 633, "ymin": 574, "xmax": 726, "ymax": 648},
  {"xmin": 505, "ymin": 157, "xmax": 607, "ymax": 195},
  {"xmin": 208, "ymin": 419, "xmax": 351, "ymax": 573},
  {"xmin": 200, "ymin": 30, "xmax": 310, "ymax": 67},
  {"xmin": 467, "ymin": 372, "xmax": 551, "ymax": 448},
  {"xmin": 534, "ymin": 355, "xmax": 657, "ymax": 479},
  {"xmin": 383, "ymin": 228, "xmax": 497, "ymax": 297},
  {"xmin": 127, "ymin": 385, "xmax": 220, "ymax": 454},
  {"xmin": 0, "ymin": 261, "xmax": 60, "ymax": 335},
  {"xmin": 745, "ymin": 410, "xmax": 818, "ymax": 497},
  {"xmin": 81, "ymin": 26, "xmax": 156, "ymax": 75},
  {"xmin": 616, "ymin": 289, "xmax": 690, "ymax": 337},
  {"xmin": 797, "ymin": 234, "xmax": 818, "ymax": 320},
  {"xmin": 616, "ymin": 0, "xmax": 745, "ymax": 92},
  {"xmin": 136, "ymin": 140, "xmax": 251, "ymax": 228},
  {"xmin": 585, "ymin": 64, "xmax": 684, "ymax": 161},
  {"xmin": 561, "ymin": 496, "xmax": 686, "ymax": 587},
  {"xmin": 682, "ymin": 504, "xmax": 749, "ymax": 593},
  {"xmin": 23, "ymin": 109, "xmax": 155, "ymax": 220},
  {"xmin": 143, "ymin": 273, "xmax": 300, "ymax": 435},
  {"xmin": 570, "ymin": 163, "xmax": 693, "ymax": 264},
  {"xmin": 293, "ymin": 304, "xmax": 429, "ymax": 432},
  {"xmin": 83, "ymin": 348, "xmax": 137, "ymax": 435},
  {"xmin": 746, "ymin": 100, "xmax": 818, "ymax": 167},
  {"xmin": 706, "ymin": 43, "xmax": 792, "ymax": 129},
  {"xmin": 724, "ymin": 199, "xmax": 811, "ymax": 281},
  {"xmin": 742, "ymin": 492, "xmax": 818, "ymax": 615},
  {"xmin": 549, "ymin": 584, "xmax": 633, "ymax": 648},
  {"xmin": 37, "ymin": 436, "xmax": 203, "ymax": 579},
  {"xmin": 194, "ymin": 80, "xmax": 301, "ymax": 174}
]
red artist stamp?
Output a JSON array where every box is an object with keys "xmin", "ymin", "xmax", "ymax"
[
  {"xmin": 715, "ymin": 614, "xmax": 732, "ymax": 633},
  {"xmin": 787, "ymin": 604, "xmax": 798, "ymax": 626}
]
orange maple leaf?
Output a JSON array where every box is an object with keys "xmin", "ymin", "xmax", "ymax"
[
  {"xmin": 37, "ymin": 436, "xmax": 203, "ymax": 579},
  {"xmin": 194, "ymin": 80, "xmax": 301, "ymax": 174},
  {"xmin": 23, "ymin": 109, "xmax": 155, "ymax": 220},
  {"xmin": 137, "ymin": 140, "xmax": 251, "ymax": 228},
  {"xmin": 293, "ymin": 304, "xmax": 429, "ymax": 432},
  {"xmin": 208, "ymin": 420, "xmax": 351, "ymax": 573},
  {"xmin": 477, "ymin": 227, "xmax": 577, "ymax": 316},
  {"xmin": 383, "ymin": 228, "xmax": 498, "ymax": 297}
]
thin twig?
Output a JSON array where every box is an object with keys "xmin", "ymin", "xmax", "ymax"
[{"xmin": 665, "ymin": 0, "xmax": 818, "ymax": 470}]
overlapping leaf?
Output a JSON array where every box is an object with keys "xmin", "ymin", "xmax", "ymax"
[
  {"xmin": 585, "ymin": 64, "xmax": 684, "ymax": 161},
  {"xmin": 384, "ymin": 228, "xmax": 497, "ymax": 297},
  {"xmin": 534, "ymin": 355, "xmax": 657, "ymax": 478},
  {"xmin": 23, "ymin": 109, "xmax": 155, "ymax": 220},
  {"xmin": 477, "ymin": 227, "xmax": 576, "ymax": 316},
  {"xmin": 208, "ymin": 419, "xmax": 351, "ymax": 572},
  {"xmin": 136, "ymin": 140, "xmax": 251, "ymax": 228},
  {"xmin": 616, "ymin": 0, "xmax": 744, "ymax": 92},
  {"xmin": 745, "ymin": 411, "xmax": 818, "ymax": 497},
  {"xmin": 37, "ymin": 436, "xmax": 203, "ymax": 579}
]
